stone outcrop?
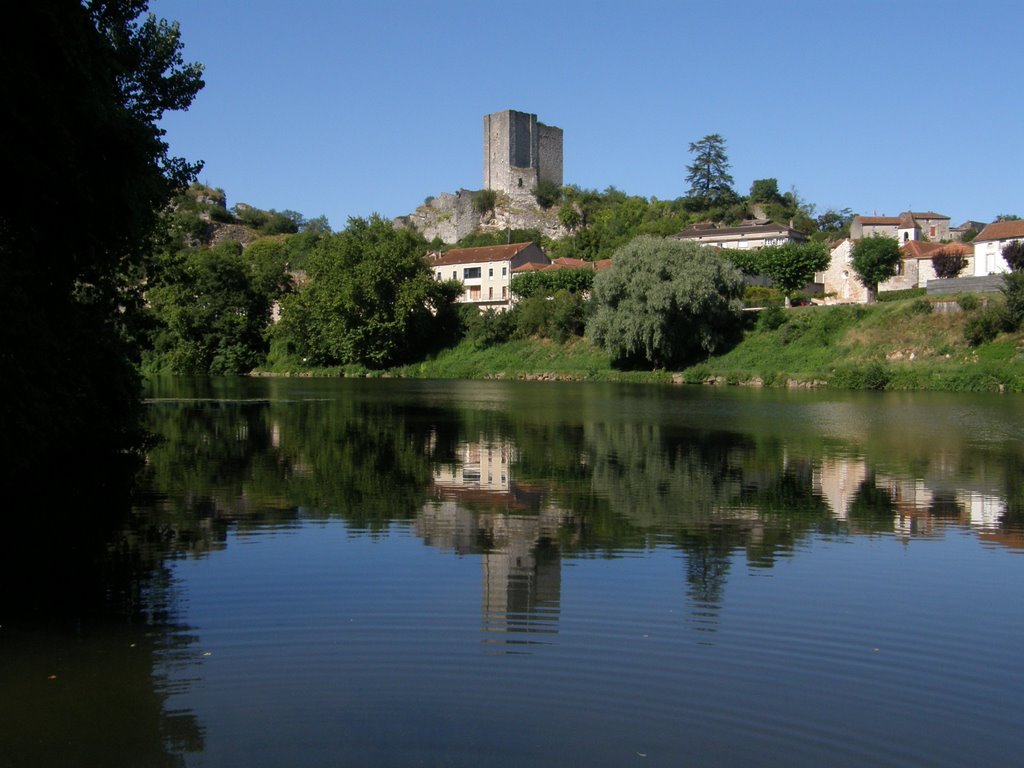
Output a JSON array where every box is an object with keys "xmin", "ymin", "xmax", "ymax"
[
  {"xmin": 205, "ymin": 222, "xmax": 261, "ymax": 248},
  {"xmin": 399, "ymin": 189, "xmax": 568, "ymax": 245}
]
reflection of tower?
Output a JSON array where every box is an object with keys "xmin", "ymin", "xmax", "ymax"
[
  {"xmin": 418, "ymin": 437, "xmax": 576, "ymax": 649},
  {"xmin": 480, "ymin": 511, "xmax": 563, "ymax": 643}
]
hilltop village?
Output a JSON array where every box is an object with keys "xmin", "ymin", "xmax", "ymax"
[
  {"xmin": 146, "ymin": 108, "xmax": 1024, "ymax": 391},
  {"xmin": 399, "ymin": 109, "xmax": 1017, "ymax": 313}
]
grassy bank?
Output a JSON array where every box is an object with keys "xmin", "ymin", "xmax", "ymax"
[
  {"xmin": 259, "ymin": 294, "xmax": 1024, "ymax": 392},
  {"xmin": 679, "ymin": 298, "xmax": 1024, "ymax": 391}
]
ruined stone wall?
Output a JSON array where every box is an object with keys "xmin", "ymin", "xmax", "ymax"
[
  {"xmin": 538, "ymin": 123, "xmax": 563, "ymax": 187},
  {"xmin": 404, "ymin": 191, "xmax": 481, "ymax": 245}
]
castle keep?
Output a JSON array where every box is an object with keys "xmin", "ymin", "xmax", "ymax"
[{"xmin": 483, "ymin": 110, "xmax": 563, "ymax": 199}]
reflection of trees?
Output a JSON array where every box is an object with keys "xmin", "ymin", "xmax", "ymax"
[
  {"xmin": 140, "ymin": 395, "xmax": 449, "ymax": 547},
  {"xmin": 2, "ymin": 461, "xmax": 203, "ymax": 767}
]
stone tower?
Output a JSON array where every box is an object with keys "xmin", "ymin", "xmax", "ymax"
[{"xmin": 483, "ymin": 110, "xmax": 563, "ymax": 200}]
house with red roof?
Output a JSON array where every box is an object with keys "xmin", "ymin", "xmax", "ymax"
[
  {"xmin": 850, "ymin": 211, "xmax": 951, "ymax": 243},
  {"xmin": 972, "ymin": 221, "xmax": 1024, "ymax": 275},
  {"xmin": 892, "ymin": 241, "xmax": 973, "ymax": 288},
  {"xmin": 816, "ymin": 239, "xmax": 974, "ymax": 302},
  {"xmin": 511, "ymin": 257, "xmax": 613, "ymax": 274},
  {"xmin": 426, "ymin": 242, "xmax": 549, "ymax": 310}
]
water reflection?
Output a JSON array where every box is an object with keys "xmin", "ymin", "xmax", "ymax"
[{"xmin": 8, "ymin": 378, "xmax": 1023, "ymax": 766}]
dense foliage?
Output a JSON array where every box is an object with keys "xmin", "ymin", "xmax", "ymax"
[
  {"xmin": 932, "ymin": 248, "xmax": 967, "ymax": 279},
  {"xmin": 146, "ymin": 240, "xmax": 291, "ymax": 374},
  {"xmin": 851, "ymin": 236, "xmax": 901, "ymax": 302},
  {"xmin": 587, "ymin": 236, "xmax": 745, "ymax": 368},
  {"xmin": 511, "ymin": 268, "xmax": 595, "ymax": 299},
  {"xmin": 1002, "ymin": 241, "xmax": 1024, "ymax": 272},
  {"xmin": 0, "ymin": 0, "xmax": 203, "ymax": 483},
  {"xmin": 274, "ymin": 216, "xmax": 462, "ymax": 368},
  {"xmin": 722, "ymin": 242, "xmax": 830, "ymax": 305}
]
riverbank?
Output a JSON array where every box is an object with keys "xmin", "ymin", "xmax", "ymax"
[{"xmin": 258, "ymin": 294, "xmax": 1024, "ymax": 392}]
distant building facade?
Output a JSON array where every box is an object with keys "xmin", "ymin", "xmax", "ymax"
[
  {"xmin": 427, "ymin": 241, "xmax": 549, "ymax": 311},
  {"xmin": 483, "ymin": 110, "xmax": 563, "ymax": 201},
  {"xmin": 972, "ymin": 220, "xmax": 1024, "ymax": 275},
  {"xmin": 850, "ymin": 211, "xmax": 951, "ymax": 243},
  {"xmin": 675, "ymin": 221, "xmax": 807, "ymax": 250}
]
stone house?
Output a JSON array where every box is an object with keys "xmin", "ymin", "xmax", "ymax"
[
  {"xmin": 892, "ymin": 241, "xmax": 973, "ymax": 288},
  {"xmin": 675, "ymin": 221, "xmax": 807, "ymax": 250},
  {"xmin": 850, "ymin": 211, "xmax": 951, "ymax": 243},
  {"xmin": 972, "ymin": 220, "xmax": 1024, "ymax": 275},
  {"xmin": 816, "ymin": 239, "xmax": 975, "ymax": 301},
  {"xmin": 427, "ymin": 242, "xmax": 549, "ymax": 311},
  {"xmin": 951, "ymin": 220, "xmax": 988, "ymax": 241},
  {"xmin": 816, "ymin": 239, "xmax": 869, "ymax": 303}
]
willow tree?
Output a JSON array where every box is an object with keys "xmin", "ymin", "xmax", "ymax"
[{"xmin": 587, "ymin": 236, "xmax": 745, "ymax": 369}]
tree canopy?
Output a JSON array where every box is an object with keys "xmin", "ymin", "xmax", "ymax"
[
  {"xmin": 1002, "ymin": 241, "xmax": 1024, "ymax": 272},
  {"xmin": 851, "ymin": 236, "xmax": 901, "ymax": 302},
  {"xmin": 587, "ymin": 236, "xmax": 745, "ymax": 368},
  {"xmin": 275, "ymin": 216, "xmax": 462, "ymax": 368},
  {"xmin": 752, "ymin": 243, "xmax": 830, "ymax": 305},
  {"xmin": 1, "ymin": 0, "xmax": 203, "ymax": 482},
  {"xmin": 685, "ymin": 134, "xmax": 735, "ymax": 205},
  {"xmin": 146, "ymin": 239, "xmax": 291, "ymax": 374},
  {"xmin": 932, "ymin": 248, "xmax": 967, "ymax": 279}
]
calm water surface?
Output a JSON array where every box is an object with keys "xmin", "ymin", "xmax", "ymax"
[{"xmin": 3, "ymin": 377, "xmax": 1023, "ymax": 767}]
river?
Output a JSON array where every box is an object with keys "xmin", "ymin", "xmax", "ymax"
[{"xmin": 2, "ymin": 377, "xmax": 1022, "ymax": 767}]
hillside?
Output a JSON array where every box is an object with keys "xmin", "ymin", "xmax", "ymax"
[{"xmin": 364, "ymin": 293, "xmax": 1024, "ymax": 393}]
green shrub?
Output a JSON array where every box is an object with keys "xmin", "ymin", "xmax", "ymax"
[
  {"xmin": 757, "ymin": 304, "xmax": 786, "ymax": 331},
  {"xmin": 743, "ymin": 285, "xmax": 784, "ymax": 308},
  {"xmin": 684, "ymin": 364, "xmax": 711, "ymax": 383},
  {"xmin": 831, "ymin": 361, "xmax": 890, "ymax": 390},
  {"xmin": 473, "ymin": 189, "xmax": 497, "ymax": 216},
  {"xmin": 463, "ymin": 306, "xmax": 514, "ymax": 348},
  {"xmin": 957, "ymin": 294, "xmax": 980, "ymax": 312},
  {"xmin": 534, "ymin": 179, "xmax": 562, "ymax": 209},
  {"xmin": 208, "ymin": 205, "xmax": 234, "ymax": 223},
  {"xmin": 909, "ymin": 298, "xmax": 932, "ymax": 315},
  {"xmin": 1002, "ymin": 271, "xmax": 1024, "ymax": 329},
  {"xmin": 964, "ymin": 303, "xmax": 1011, "ymax": 346}
]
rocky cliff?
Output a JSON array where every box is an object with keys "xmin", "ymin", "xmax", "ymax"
[{"xmin": 398, "ymin": 189, "xmax": 568, "ymax": 244}]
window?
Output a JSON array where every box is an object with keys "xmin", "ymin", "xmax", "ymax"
[
  {"xmin": 452, "ymin": 271, "xmax": 456, "ymax": 279},
  {"xmin": 502, "ymin": 286, "xmax": 507, "ymax": 299},
  {"xmin": 502, "ymin": 266, "xmax": 507, "ymax": 276},
  {"xmin": 488, "ymin": 268, "xmax": 493, "ymax": 277},
  {"xmin": 463, "ymin": 267, "xmax": 481, "ymax": 279},
  {"xmin": 488, "ymin": 287, "xmax": 493, "ymax": 299}
]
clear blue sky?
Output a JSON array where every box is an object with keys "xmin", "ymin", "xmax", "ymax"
[{"xmin": 152, "ymin": 0, "xmax": 1022, "ymax": 231}]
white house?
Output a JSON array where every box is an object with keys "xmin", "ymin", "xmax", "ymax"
[
  {"xmin": 972, "ymin": 221, "xmax": 1024, "ymax": 276},
  {"xmin": 426, "ymin": 242, "xmax": 549, "ymax": 311},
  {"xmin": 675, "ymin": 220, "xmax": 807, "ymax": 250}
]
